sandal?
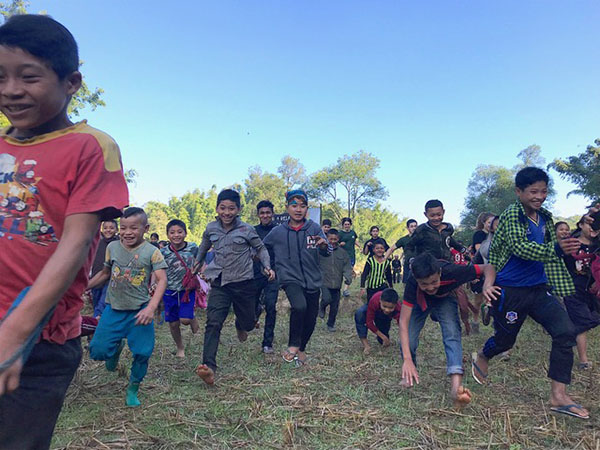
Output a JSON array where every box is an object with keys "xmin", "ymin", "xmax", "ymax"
[
  {"xmin": 578, "ymin": 362, "xmax": 592, "ymax": 370},
  {"xmin": 282, "ymin": 350, "xmax": 297, "ymax": 363}
]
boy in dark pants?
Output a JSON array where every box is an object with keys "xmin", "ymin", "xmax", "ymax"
[
  {"xmin": 196, "ymin": 190, "xmax": 274, "ymax": 385},
  {"xmin": 253, "ymin": 200, "xmax": 279, "ymax": 354},
  {"xmin": 355, "ymin": 288, "xmax": 401, "ymax": 355},
  {"xmin": 0, "ymin": 15, "xmax": 128, "ymax": 449},
  {"xmin": 319, "ymin": 228, "xmax": 353, "ymax": 332},
  {"xmin": 472, "ymin": 167, "xmax": 589, "ymax": 419},
  {"xmin": 263, "ymin": 189, "xmax": 330, "ymax": 365}
]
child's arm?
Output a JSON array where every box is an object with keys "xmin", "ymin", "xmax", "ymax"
[
  {"xmin": 449, "ymin": 236, "xmax": 467, "ymax": 254},
  {"xmin": 399, "ymin": 305, "xmax": 419, "ymax": 386},
  {"xmin": 0, "ymin": 213, "xmax": 101, "ymax": 395},
  {"xmin": 88, "ymin": 267, "xmax": 111, "ymax": 290},
  {"xmin": 135, "ymin": 268, "xmax": 167, "ymax": 325},
  {"xmin": 475, "ymin": 264, "xmax": 502, "ymax": 305},
  {"xmin": 360, "ymin": 260, "xmax": 371, "ymax": 296},
  {"xmin": 385, "ymin": 263, "xmax": 394, "ymax": 288},
  {"xmin": 383, "ymin": 244, "xmax": 398, "ymax": 260},
  {"xmin": 249, "ymin": 229, "xmax": 275, "ymax": 281},
  {"xmin": 342, "ymin": 253, "xmax": 353, "ymax": 286},
  {"xmin": 195, "ymin": 229, "xmax": 212, "ymax": 269},
  {"xmin": 366, "ymin": 301, "xmax": 390, "ymax": 345}
]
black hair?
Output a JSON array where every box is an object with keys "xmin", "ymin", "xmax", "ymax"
[
  {"xmin": 373, "ymin": 242, "xmax": 385, "ymax": 249},
  {"xmin": 515, "ymin": 167, "xmax": 549, "ymax": 190},
  {"xmin": 0, "ymin": 15, "xmax": 79, "ymax": 79},
  {"xmin": 554, "ymin": 221, "xmax": 569, "ymax": 232},
  {"xmin": 341, "ymin": 217, "xmax": 352, "ymax": 225},
  {"xmin": 424, "ymin": 199, "xmax": 443, "ymax": 211},
  {"xmin": 150, "ymin": 232, "xmax": 159, "ymax": 239},
  {"xmin": 327, "ymin": 228, "xmax": 339, "ymax": 235},
  {"xmin": 381, "ymin": 288, "xmax": 399, "ymax": 304},
  {"xmin": 369, "ymin": 225, "xmax": 379, "ymax": 234},
  {"xmin": 166, "ymin": 219, "xmax": 187, "ymax": 233},
  {"xmin": 406, "ymin": 219, "xmax": 417, "ymax": 228},
  {"xmin": 217, "ymin": 189, "xmax": 241, "ymax": 208},
  {"xmin": 411, "ymin": 253, "xmax": 441, "ymax": 279},
  {"xmin": 122, "ymin": 207, "xmax": 148, "ymax": 225},
  {"xmin": 256, "ymin": 200, "xmax": 274, "ymax": 212},
  {"xmin": 322, "ymin": 219, "xmax": 332, "ymax": 226},
  {"xmin": 102, "ymin": 219, "xmax": 118, "ymax": 228}
]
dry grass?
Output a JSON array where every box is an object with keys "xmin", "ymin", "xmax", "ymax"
[{"xmin": 52, "ymin": 286, "xmax": 600, "ymax": 449}]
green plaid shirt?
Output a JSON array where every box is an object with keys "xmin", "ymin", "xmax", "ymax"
[{"xmin": 489, "ymin": 201, "xmax": 575, "ymax": 296}]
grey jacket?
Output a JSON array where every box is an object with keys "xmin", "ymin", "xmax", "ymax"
[
  {"xmin": 319, "ymin": 246, "xmax": 353, "ymax": 289},
  {"xmin": 197, "ymin": 217, "xmax": 270, "ymax": 286},
  {"xmin": 263, "ymin": 219, "xmax": 330, "ymax": 291}
]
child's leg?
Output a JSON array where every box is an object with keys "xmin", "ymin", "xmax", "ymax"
[
  {"xmin": 179, "ymin": 290, "xmax": 199, "ymax": 335},
  {"xmin": 202, "ymin": 285, "xmax": 234, "ymax": 373},
  {"xmin": 164, "ymin": 290, "xmax": 185, "ymax": 357},
  {"xmin": 326, "ymin": 289, "xmax": 341, "ymax": 328},
  {"xmin": 230, "ymin": 280, "xmax": 258, "ymax": 341},
  {"xmin": 89, "ymin": 304, "xmax": 129, "ymax": 367},
  {"xmin": 0, "ymin": 339, "xmax": 82, "ymax": 450},
  {"xmin": 125, "ymin": 315, "xmax": 155, "ymax": 407},
  {"xmin": 319, "ymin": 287, "xmax": 332, "ymax": 317},
  {"xmin": 576, "ymin": 332, "xmax": 588, "ymax": 364},
  {"xmin": 299, "ymin": 289, "xmax": 320, "ymax": 354},
  {"xmin": 405, "ymin": 305, "xmax": 430, "ymax": 365},
  {"xmin": 262, "ymin": 281, "xmax": 279, "ymax": 349},
  {"xmin": 433, "ymin": 297, "xmax": 464, "ymax": 377},
  {"xmin": 374, "ymin": 312, "xmax": 392, "ymax": 344},
  {"xmin": 284, "ymin": 284, "xmax": 308, "ymax": 352},
  {"xmin": 254, "ymin": 277, "xmax": 267, "ymax": 323},
  {"xmin": 354, "ymin": 304, "xmax": 371, "ymax": 353}
]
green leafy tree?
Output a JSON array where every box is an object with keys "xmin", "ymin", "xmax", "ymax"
[
  {"xmin": 278, "ymin": 155, "xmax": 307, "ymax": 191},
  {"xmin": 549, "ymin": 138, "xmax": 600, "ymax": 204},
  {"xmin": 244, "ymin": 166, "xmax": 287, "ymax": 220}
]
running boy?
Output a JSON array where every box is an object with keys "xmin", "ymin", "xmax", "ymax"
[
  {"xmin": 161, "ymin": 219, "xmax": 199, "ymax": 358},
  {"xmin": 400, "ymin": 253, "xmax": 497, "ymax": 407},
  {"xmin": 89, "ymin": 208, "xmax": 167, "ymax": 407},
  {"xmin": 319, "ymin": 228, "xmax": 353, "ymax": 332},
  {"xmin": 263, "ymin": 189, "xmax": 330, "ymax": 366},
  {"xmin": 90, "ymin": 220, "xmax": 120, "ymax": 317},
  {"xmin": 360, "ymin": 242, "xmax": 393, "ymax": 301},
  {"xmin": 471, "ymin": 167, "xmax": 589, "ymax": 419},
  {"xmin": 354, "ymin": 288, "xmax": 401, "ymax": 355},
  {"xmin": 338, "ymin": 217, "xmax": 358, "ymax": 296},
  {"xmin": 0, "ymin": 15, "xmax": 128, "ymax": 449},
  {"xmin": 195, "ymin": 190, "xmax": 274, "ymax": 385}
]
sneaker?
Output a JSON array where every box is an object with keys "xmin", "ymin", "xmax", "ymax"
[
  {"xmin": 481, "ymin": 304, "xmax": 491, "ymax": 326},
  {"xmin": 342, "ymin": 290, "xmax": 350, "ymax": 297},
  {"xmin": 327, "ymin": 325, "xmax": 336, "ymax": 332},
  {"xmin": 578, "ymin": 361, "xmax": 592, "ymax": 370},
  {"xmin": 262, "ymin": 346, "xmax": 274, "ymax": 354}
]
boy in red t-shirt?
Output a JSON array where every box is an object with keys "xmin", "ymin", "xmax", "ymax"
[
  {"xmin": 354, "ymin": 288, "xmax": 401, "ymax": 355},
  {"xmin": 0, "ymin": 15, "xmax": 128, "ymax": 449}
]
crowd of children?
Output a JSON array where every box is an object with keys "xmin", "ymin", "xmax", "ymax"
[{"xmin": 0, "ymin": 14, "xmax": 599, "ymax": 450}]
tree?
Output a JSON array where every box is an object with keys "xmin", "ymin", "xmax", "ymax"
[
  {"xmin": 278, "ymin": 155, "xmax": 307, "ymax": 191},
  {"xmin": 549, "ymin": 138, "xmax": 600, "ymax": 204},
  {"xmin": 243, "ymin": 166, "xmax": 287, "ymax": 220},
  {"xmin": 306, "ymin": 151, "xmax": 388, "ymax": 221}
]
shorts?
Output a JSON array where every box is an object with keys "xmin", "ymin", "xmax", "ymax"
[{"xmin": 163, "ymin": 289, "xmax": 196, "ymax": 322}]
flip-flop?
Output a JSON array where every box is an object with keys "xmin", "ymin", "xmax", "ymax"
[
  {"xmin": 550, "ymin": 404, "xmax": 589, "ymax": 420},
  {"xmin": 282, "ymin": 350, "xmax": 297, "ymax": 363},
  {"xmin": 471, "ymin": 352, "xmax": 488, "ymax": 385}
]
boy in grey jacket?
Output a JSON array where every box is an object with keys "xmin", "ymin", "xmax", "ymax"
[
  {"xmin": 263, "ymin": 189, "xmax": 330, "ymax": 366},
  {"xmin": 318, "ymin": 228, "xmax": 353, "ymax": 331},
  {"xmin": 196, "ymin": 190, "xmax": 274, "ymax": 385}
]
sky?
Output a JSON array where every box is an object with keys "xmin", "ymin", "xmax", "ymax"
[{"xmin": 28, "ymin": 0, "xmax": 600, "ymax": 224}]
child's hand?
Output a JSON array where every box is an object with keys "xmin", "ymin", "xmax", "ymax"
[
  {"xmin": 315, "ymin": 237, "xmax": 328, "ymax": 248},
  {"xmin": 482, "ymin": 285, "xmax": 501, "ymax": 304},
  {"xmin": 0, "ymin": 333, "xmax": 24, "ymax": 396},
  {"xmin": 340, "ymin": 242, "xmax": 346, "ymax": 246},
  {"xmin": 264, "ymin": 268, "xmax": 276, "ymax": 281},
  {"xmin": 382, "ymin": 336, "xmax": 391, "ymax": 347},
  {"xmin": 559, "ymin": 237, "xmax": 581, "ymax": 255},
  {"xmin": 135, "ymin": 306, "xmax": 155, "ymax": 325},
  {"xmin": 401, "ymin": 360, "xmax": 419, "ymax": 387}
]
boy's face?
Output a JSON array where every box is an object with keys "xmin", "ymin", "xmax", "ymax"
[
  {"xmin": 0, "ymin": 46, "xmax": 81, "ymax": 137},
  {"xmin": 516, "ymin": 181, "xmax": 548, "ymax": 213},
  {"xmin": 167, "ymin": 225, "xmax": 187, "ymax": 246},
  {"xmin": 119, "ymin": 215, "xmax": 149, "ymax": 248},
  {"xmin": 556, "ymin": 223, "xmax": 570, "ymax": 240},
  {"xmin": 216, "ymin": 200, "xmax": 240, "ymax": 225},
  {"xmin": 286, "ymin": 197, "xmax": 308, "ymax": 222},
  {"xmin": 407, "ymin": 221, "xmax": 417, "ymax": 234},
  {"xmin": 150, "ymin": 235, "xmax": 159, "ymax": 243},
  {"xmin": 424, "ymin": 207, "xmax": 444, "ymax": 228},
  {"xmin": 342, "ymin": 221, "xmax": 351, "ymax": 231},
  {"xmin": 258, "ymin": 207, "xmax": 273, "ymax": 226},
  {"xmin": 101, "ymin": 221, "xmax": 117, "ymax": 240},
  {"xmin": 380, "ymin": 300, "xmax": 396, "ymax": 316},
  {"xmin": 370, "ymin": 228, "xmax": 379, "ymax": 238},
  {"xmin": 327, "ymin": 233, "xmax": 339, "ymax": 247},
  {"xmin": 322, "ymin": 224, "xmax": 331, "ymax": 234},
  {"xmin": 373, "ymin": 243, "xmax": 385, "ymax": 257},
  {"xmin": 416, "ymin": 271, "xmax": 442, "ymax": 295}
]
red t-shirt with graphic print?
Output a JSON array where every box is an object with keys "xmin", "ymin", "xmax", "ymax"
[{"xmin": 0, "ymin": 121, "xmax": 129, "ymax": 344}]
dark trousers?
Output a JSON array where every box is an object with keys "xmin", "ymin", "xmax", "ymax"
[
  {"xmin": 366, "ymin": 285, "xmax": 387, "ymax": 302},
  {"xmin": 392, "ymin": 269, "xmax": 401, "ymax": 284},
  {"xmin": 203, "ymin": 279, "xmax": 256, "ymax": 371},
  {"xmin": 482, "ymin": 285, "xmax": 576, "ymax": 384},
  {"xmin": 320, "ymin": 287, "xmax": 341, "ymax": 327},
  {"xmin": 354, "ymin": 303, "xmax": 391, "ymax": 343},
  {"xmin": 284, "ymin": 284, "xmax": 320, "ymax": 351},
  {"xmin": 0, "ymin": 338, "xmax": 82, "ymax": 450},
  {"xmin": 254, "ymin": 276, "xmax": 279, "ymax": 347}
]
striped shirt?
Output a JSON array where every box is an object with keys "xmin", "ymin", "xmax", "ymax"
[{"xmin": 361, "ymin": 256, "xmax": 393, "ymax": 288}]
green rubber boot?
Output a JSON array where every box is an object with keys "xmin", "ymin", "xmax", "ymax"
[
  {"xmin": 105, "ymin": 339, "xmax": 125, "ymax": 372},
  {"xmin": 126, "ymin": 382, "xmax": 141, "ymax": 407}
]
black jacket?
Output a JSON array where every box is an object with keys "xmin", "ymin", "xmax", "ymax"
[{"xmin": 406, "ymin": 222, "xmax": 465, "ymax": 262}]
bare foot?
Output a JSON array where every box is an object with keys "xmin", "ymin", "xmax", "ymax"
[
  {"xmin": 175, "ymin": 348, "xmax": 185, "ymax": 358},
  {"xmin": 363, "ymin": 346, "xmax": 371, "ymax": 355},
  {"xmin": 237, "ymin": 328, "xmax": 248, "ymax": 342},
  {"xmin": 452, "ymin": 386, "xmax": 472, "ymax": 408},
  {"xmin": 196, "ymin": 364, "xmax": 215, "ymax": 385}
]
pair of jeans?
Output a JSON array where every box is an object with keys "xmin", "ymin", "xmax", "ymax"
[
  {"xmin": 320, "ymin": 287, "xmax": 341, "ymax": 327},
  {"xmin": 284, "ymin": 284, "xmax": 320, "ymax": 351},
  {"xmin": 354, "ymin": 303, "xmax": 392, "ymax": 343},
  {"xmin": 254, "ymin": 277, "xmax": 279, "ymax": 347},
  {"xmin": 482, "ymin": 285, "xmax": 576, "ymax": 384},
  {"xmin": 90, "ymin": 304, "xmax": 155, "ymax": 383},
  {"xmin": 91, "ymin": 282, "xmax": 109, "ymax": 317},
  {"xmin": 203, "ymin": 279, "xmax": 256, "ymax": 371},
  {"xmin": 0, "ymin": 338, "xmax": 82, "ymax": 450},
  {"xmin": 406, "ymin": 296, "xmax": 463, "ymax": 375}
]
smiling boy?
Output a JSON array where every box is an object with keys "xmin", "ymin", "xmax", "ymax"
[
  {"xmin": 472, "ymin": 167, "xmax": 589, "ymax": 419},
  {"xmin": 0, "ymin": 15, "xmax": 128, "ymax": 449}
]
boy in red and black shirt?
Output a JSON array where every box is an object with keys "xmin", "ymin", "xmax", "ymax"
[{"xmin": 354, "ymin": 288, "xmax": 401, "ymax": 354}]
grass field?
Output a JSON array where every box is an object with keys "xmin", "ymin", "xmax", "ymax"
[{"xmin": 52, "ymin": 285, "xmax": 600, "ymax": 449}]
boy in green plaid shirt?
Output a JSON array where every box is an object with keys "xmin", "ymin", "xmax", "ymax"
[{"xmin": 471, "ymin": 167, "xmax": 589, "ymax": 420}]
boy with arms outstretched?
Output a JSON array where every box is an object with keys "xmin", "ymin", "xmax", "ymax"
[
  {"xmin": 355, "ymin": 288, "xmax": 401, "ymax": 355},
  {"xmin": 89, "ymin": 208, "xmax": 167, "ymax": 407},
  {"xmin": 472, "ymin": 167, "xmax": 589, "ymax": 419},
  {"xmin": 196, "ymin": 190, "xmax": 274, "ymax": 385},
  {"xmin": 0, "ymin": 15, "xmax": 128, "ymax": 449},
  {"xmin": 400, "ymin": 253, "xmax": 497, "ymax": 407}
]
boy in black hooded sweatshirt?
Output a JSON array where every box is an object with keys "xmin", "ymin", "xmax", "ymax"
[{"xmin": 263, "ymin": 189, "xmax": 330, "ymax": 365}]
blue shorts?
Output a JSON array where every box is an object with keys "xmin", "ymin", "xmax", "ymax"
[{"xmin": 163, "ymin": 289, "xmax": 196, "ymax": 322}]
